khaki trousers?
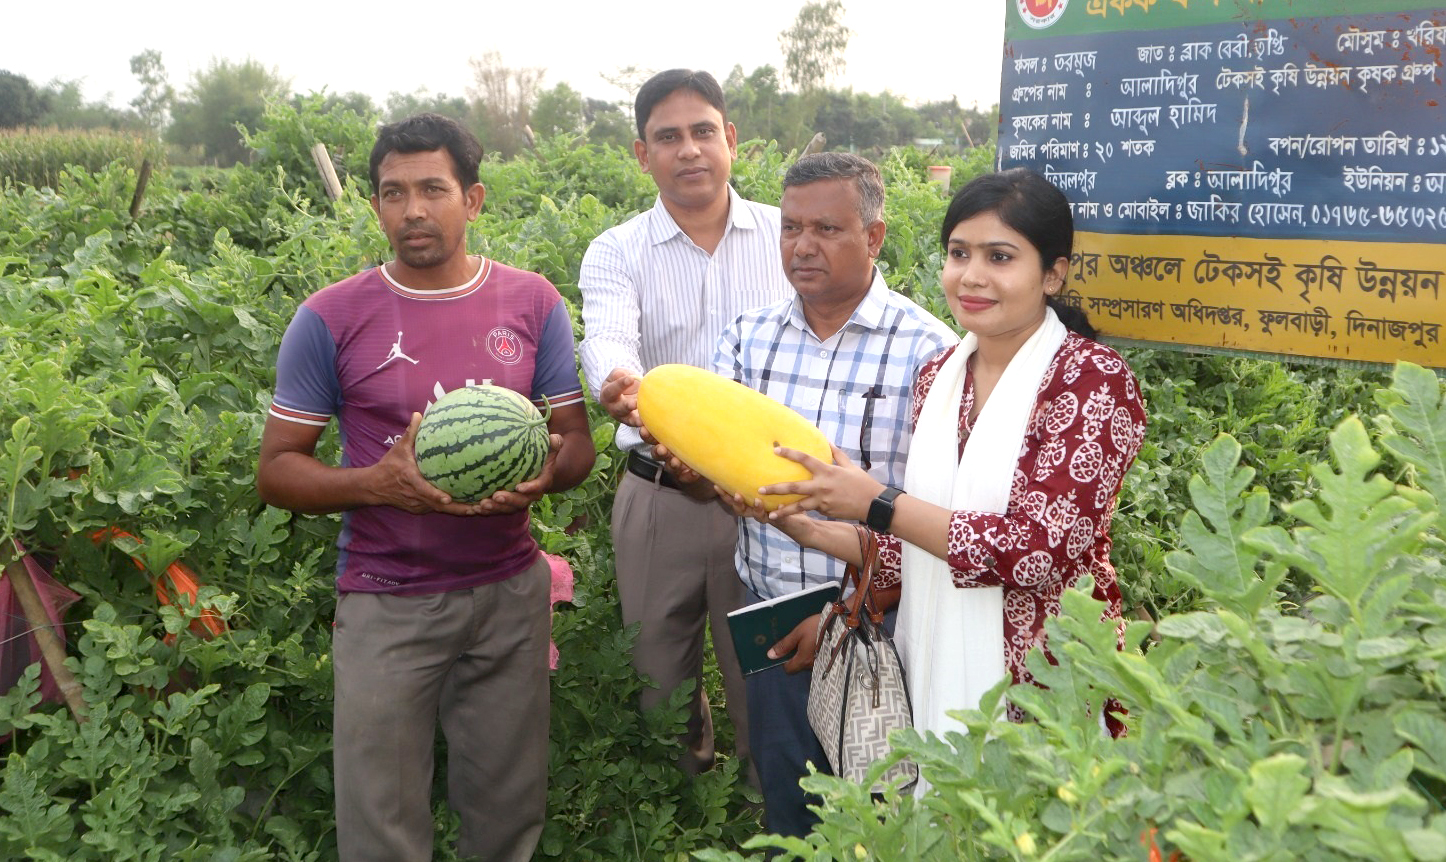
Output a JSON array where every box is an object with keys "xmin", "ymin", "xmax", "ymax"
[
  {"xmin": 332, "ymin": 554, "xmax": 551, "ymax": 862},
  {"xmin": 612, "ymin": 471, "xmax": 751, "ymax": 777}
]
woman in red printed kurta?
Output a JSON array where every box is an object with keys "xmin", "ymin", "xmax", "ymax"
[
  {"xmin": 741, "ymin": 168, "xmax": 1146, "ymax": 739},
  {"xmin": 873, "ymin": 331, "xmax": 1145, "ymax": 723}
]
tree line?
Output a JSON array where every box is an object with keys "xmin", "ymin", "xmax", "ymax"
[{"xmin": 0, "ymin": 1, "xmax": 997, "ymax": 166}]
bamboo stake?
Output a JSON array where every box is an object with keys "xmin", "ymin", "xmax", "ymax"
[
  {"xmin": 3, "ymin": 558, "xmax": 88, "ymax": 723},
  {"xmin": 960, "ymin": 119, "xmax": 976, "ymax": 150},
  {"xmin": 310, "ymin": 143, "xmax": 344, "ymax": 202},
  {"xmin": 128, "ymin": 158, "xmax": 153, "ymax": 220}
]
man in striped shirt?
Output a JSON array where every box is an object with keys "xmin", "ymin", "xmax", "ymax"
[
  {"xmin": 713, "ymin": 153, "xmax": 957, "ymax": 836},
  {"xmin": 579, "ymin": 69, "xmax": 793, "ymax": 781}
]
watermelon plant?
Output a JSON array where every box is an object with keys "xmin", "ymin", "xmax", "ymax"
[
  {"xmin": 697, "ymin": 361, "xmax": 1446, "ymax": 862},
  {"xmin": 0, "ymin": 94, "xmax": 1436, "ymax": 860}
]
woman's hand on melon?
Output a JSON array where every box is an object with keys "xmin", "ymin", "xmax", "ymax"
[
  {"xmin": 762, "ymin": 444, "xmax": 883, "ymax": 523},
  {"xmin": 716, "ymin": 488, "xmax": 819, "ymax": 543},
  {"xmin": 375, "ymin": 413, "xmax": 488, "ymax": 516},
  {"xmin": 599, "ymin": 367, "xmax": 643, "ymax": 427},
  {"xmin": 476, "ymin": 433, "xmax": 565, "ymax": 515}
]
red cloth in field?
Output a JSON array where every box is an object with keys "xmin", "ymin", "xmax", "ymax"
[
  {"xmin": 545, "ymin": 552, "xmax": 574, "ymax": 670},
  {"xmin": 0, "ymin": 541, "xmax": 80, "ymax": 708}
]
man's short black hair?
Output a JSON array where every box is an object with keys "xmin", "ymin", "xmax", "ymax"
[
  {"xmin": 369, "ymin": 113, "xmax": 483, "ymax": 194},
  {"xmin": 633, "ymin": 69, "xmax": 727, "ymax": 140}
]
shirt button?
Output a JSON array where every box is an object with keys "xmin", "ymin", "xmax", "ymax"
[{"xmin": 983, "ymin": 555, "xmax": 997, "ymax": 569}]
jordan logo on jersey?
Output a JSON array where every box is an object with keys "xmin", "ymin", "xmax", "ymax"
[
  {"xmin": 487, "ymin": 327, "xmax": 523, "ymax": 365},
  {"xmin": 377, "ymin": 331, "xmax": 419, "ymax": 370}
]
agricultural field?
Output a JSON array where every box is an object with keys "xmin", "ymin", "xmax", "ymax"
[{"xmin": 1, "ymin": 99, "xmax": 1443, "ymax": 861}]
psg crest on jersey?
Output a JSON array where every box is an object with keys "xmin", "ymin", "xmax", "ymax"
[{"xmin": 487, "ymin": 327, "xmax": 524, "ymax": 365}]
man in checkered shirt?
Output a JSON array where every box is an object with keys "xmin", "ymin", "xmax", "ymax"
[{"xmin": 712, "ymin": 152, "xmax": 956, "ymax": 837}]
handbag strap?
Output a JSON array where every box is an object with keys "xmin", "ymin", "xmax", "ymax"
[
  {"xmin": 817, "ymin": 526, "xmax": 885, "ymax": 676},
  {"xmin": 852, "ymin": 527, "xmax": 884, "ymax": 627}
]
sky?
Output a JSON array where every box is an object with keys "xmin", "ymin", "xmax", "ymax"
[{"xmin": 8, "ymin": 0, "xmax": 1008, "ymax": 115}]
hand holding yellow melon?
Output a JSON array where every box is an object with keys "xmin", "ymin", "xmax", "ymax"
[{"xmin": 636, "ymin": 364, "xmax": 833, "ymax": 511}]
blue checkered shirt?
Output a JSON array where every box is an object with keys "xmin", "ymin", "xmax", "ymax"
[{"xmin": 713, "ymin": 268, "xmax": 958, "ymax": 600}]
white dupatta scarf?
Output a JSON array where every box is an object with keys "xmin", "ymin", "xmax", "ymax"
[{"xmin": 895, "ymin": 307, "xmax": 1067, "ymax": 749}]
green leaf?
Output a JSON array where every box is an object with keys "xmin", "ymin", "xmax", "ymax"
[
  {"xmin": 212, "ymin": 682, "xmax": 271, "ymax": 765},
  {"xmin": 1268, "ymin": 614, "xmax": 1324, "ymax": 643},
  {"xmin": 1156, "ymin": 611, "xmax": 1229, "ymax": 643},
  {"xmin": 1377, "ymin": 361, "xmax": 1446, "ymax": 506},
  {"xmin": 0, "ymin": 662, "xmax": 45, "ymax": 737},
  {"xmin": 1356, "ymin": 637, "xmax": 1416, "ymax": 661},
  {"xmin": 1162, "ymin": 434, "xmax": 1282, "ymax": 617},
  {"xmin": 0, "ymin": 752, "xmax": 76, "ymax": 849},
  {"xmin": 149, "ymin": 683, "xmax": 220, "ymax": 737},
  {"xmin": 1403, "ymin": 828, "xmax": 1446, "ymax": 862},
  {"xmin": 1395, "ymin": 709, "xmax": 1446, "ymax": 783},
  {"xmin": 1250, "ymin": 417, "xmax": 1436, "ymax": 618},
  {"xmin": 1244, "ymin": 754, "xmax": 1311, "ymax": 835}
]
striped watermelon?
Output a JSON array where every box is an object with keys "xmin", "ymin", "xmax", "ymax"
[{"xmin": 414, "ymin": 385, "xmax": 552, "ymax": 503}]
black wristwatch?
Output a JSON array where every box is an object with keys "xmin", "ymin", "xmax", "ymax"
[{"xmin": 866, "ymin": 487, "xmax": 904, "ymax": 534}]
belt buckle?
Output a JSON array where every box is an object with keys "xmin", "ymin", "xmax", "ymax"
[{"xmin": 630, "ymin": 452, "xmax": 677, "ymax": 490}]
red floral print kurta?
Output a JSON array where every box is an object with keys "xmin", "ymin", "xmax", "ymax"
[{"xmin": 874, "ymin": 332, "xmax": 1147, "ymax": 722}]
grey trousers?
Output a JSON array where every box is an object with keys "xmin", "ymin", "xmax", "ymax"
[
  {"xmin": 612, "ymin": 471, "xmax": 752, "ymax": 777},
  {"xmin": 332, "ymin": 554, "xmax": 551, "ymax": 862}
]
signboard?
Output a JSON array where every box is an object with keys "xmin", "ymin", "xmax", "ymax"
[{"xmin": 999, "ymin": 0, "xmax": 1446, "ymax": 369}]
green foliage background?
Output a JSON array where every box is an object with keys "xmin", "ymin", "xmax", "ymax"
[
  {"xmin": 0, "ymin": 97, "xmax": 1441, "ymax": 861},
  {"xmin": 0, "ymin": 127, "xmax": 162, "ymax": 189}
]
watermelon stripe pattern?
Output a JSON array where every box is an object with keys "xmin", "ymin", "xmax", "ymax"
[{"xmin": 414, "ymin": 386, "xmax": 551, "ymax": 503}]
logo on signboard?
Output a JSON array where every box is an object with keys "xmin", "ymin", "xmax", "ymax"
[{"xmin": 1017, "ymin": 0, "xmax": 1067, "ymax": 29}]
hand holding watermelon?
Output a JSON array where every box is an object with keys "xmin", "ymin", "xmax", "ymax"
[
  {"xmin": 370, "ymin": 412, "xmax": 490, "ymax": 516},
  {"xmin": 472, "ymin": 431, "xmax": 563, "ymax": 515}
]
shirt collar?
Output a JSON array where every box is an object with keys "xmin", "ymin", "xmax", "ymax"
[
  {"xmin": 645, "ymin": 185, "xmax": 759, "ymax": 247},
  {"xmin": 785, "ymin": 266, "xmax": 892, "ymax": 338}
]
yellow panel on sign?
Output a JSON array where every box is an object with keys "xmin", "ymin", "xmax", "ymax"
[{"xmin": 1063, "ymin": 231, "xmax": 1445, "ymax": 369}]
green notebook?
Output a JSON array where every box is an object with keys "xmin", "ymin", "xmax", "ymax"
[{"xmin": 727, "ymin": 581, "xmax": 841, "ymax": 676}]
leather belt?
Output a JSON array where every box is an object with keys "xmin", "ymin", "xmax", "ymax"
[{"xmin": 626, "ymin": 451, "xmax": 681, "ymax": 490}]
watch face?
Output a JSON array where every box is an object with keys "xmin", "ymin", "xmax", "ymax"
[{"xmin": 868, "ymin": 493, "xmax": 894, "ymax": 533}]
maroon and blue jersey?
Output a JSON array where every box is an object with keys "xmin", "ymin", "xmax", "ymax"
[{"xmin": 269, "ymin": 258, "xmax": 585, "ymax": 595}]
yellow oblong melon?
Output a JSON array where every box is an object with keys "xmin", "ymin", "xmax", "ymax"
[{"xmin": 636, "ymin": 364, "xmax": 832, "ymax": 511}]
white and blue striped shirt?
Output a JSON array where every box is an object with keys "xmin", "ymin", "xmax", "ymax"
[
  {"xmin": 714, "ymin": 268, "xmax": 958, "ymax": 600},
  {"xmin": 579, "ymin": 186, "xmax": 795, "ymax": 452}
]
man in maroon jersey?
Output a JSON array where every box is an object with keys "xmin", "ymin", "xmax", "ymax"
[{"xmin": 257, "ymin": 113, "xmax": 594, "ymax": 862}]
